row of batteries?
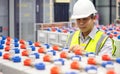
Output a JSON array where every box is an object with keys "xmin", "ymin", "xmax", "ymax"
[{"xmin": 0, "ymin": 36, "xmax": 120, "ymax": 74}]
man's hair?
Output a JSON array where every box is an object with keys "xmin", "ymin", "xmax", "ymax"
[{"xmin": 90, "ymin": 14, "xmax": 96, "ymax": 19}]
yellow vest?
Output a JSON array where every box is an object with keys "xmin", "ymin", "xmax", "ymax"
[{"xmin": 69, "ymin": 30, "xmax": 116, "ymax": 55}]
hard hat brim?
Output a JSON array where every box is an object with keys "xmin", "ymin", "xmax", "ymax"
[
  {"xmin": 71, "ymin": 12, "xmax": 97, "ymax": 19},
  {"xmin": 71, "ymin": 14, "xmax": 90, "ymax": 19}
]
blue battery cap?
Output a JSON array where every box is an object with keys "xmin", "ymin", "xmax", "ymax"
[
  {"xmin": 12, "ymin": 56, "xmax": 21, "ymax": 63},
  {"xmin": 30, "ymin": 46, "xmax": 35, "ymax": 51},
  {"xmin": 46, "ymin": 28, "xmax": 51, "ymax": 31},
  {"xmin": 14, "ymin": 38, "xmax": 19, "ymax": 43},
  {"xmin": 57, "ymin": 58, "xmax": 65, "ymax": 65},
  {"xmin": 109, "ymin": 28, "xmax": 113, "ymax": 31},
  {"xmin": 101, "ymin": 61, "xmax": 107, "ymax": 67},
  {"xmin": 54, "ymin": 58, "xmax": 65, "ymax": 65},
  {"xmin": 85, "ymin": 66, "xmax": 90, "ymax": 72},
  {"xmin": 35, "ymin": 62, "xmax": 45, "ymax": 70},
  {"xmin": 57, "ymin": 29, "xmax": 61, "ymax": 32},
  {"xmin": 13, "ymin": 48, "xmax": 20, "ymax": 54},
  {"xmin": 85, "ymin": 52, "xmax": 95, "ymax": 57},
  {"xmin": 113, "ymin": 32, "xmax": 117, "ymax": 34},
  {"xmin": 70, "ymin": 30, "xmax": 74, "ymax": 33},
  {"xmin": 85, "ymin": 65, "xmax": 97, "ymax": 72},
  {"xmin": 28, "ymin": 41, "xmax": 33, "ymax": 45},
  {"xmin": 48, "ymin": 50, "xmax": 56, "ymax": 56},
  {"xmin": 62, "ymin": 47, "xmax": 69, "ymax": 51},
  {"xmin": 71, "ymin": 55, "xmax": 81, "ymax": 61},
  {"xmin": 88, "ymin": 66, "xmax": 97, "ymax": 71},
  {"xmin": 2, "ymin": 36, "xmax": 6, "ymax": 40},
  {"xmin": 0, "ymin": 51, "xmax": 2, "ymax": 56},
  {"xmin": 0, "ymin": 40, "xmax": 5, "ymax": 44},
  {"xmin": 33, "ymin": 53, "xmax": 40, "ymax": 59},
  {"xmin": 55, "ymin": 27, "xmax": 58, "ymax": 30},
  {"xmin": 105, "ymin": 61, "xmax": 114, "ymax": 69},
  {"xmin": 104, "ymin": 29, "xmax": 107, "ymax": 32},
  {"xmin": 117, "ymin": 35, "xmax": 120, "ymax": 39},
  {"xmin": 116, "ymin": 58, "xmax": 120, "ymax": 64},
  {"xmin": 107, "ymin": 32, "xmax": 110, "ymax": 35},
  {"xmin": 64, "ymin": 47, "xmax": 69, "ymax": 50},
  {"xmin": 65, "ymin": 71, "xmax": 78, "ymax": 74},
  {"xmin": 101, "ymin": 62, "xmax": 107, "ymax": 68},
  {"xmin": 0, "ymin": 44, "xmax": 4, "ymax": 49},
  {"xmin": 44, "ymin": 44, "xmax": 50, "ymax": 49},
  {"xmin": 14, "ymin": 43, "xmax": 19, "ymax": 47},
  {"xmin": 107, "ymin": 61, "xmax": 113, "ymax": 65}
]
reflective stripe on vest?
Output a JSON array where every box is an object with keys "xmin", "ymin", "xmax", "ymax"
[
  {"xmin": 69, "ymin": 30, "xmax": 110, "ymax": 54},
  {"xmin": 111, "ymin": 39, "xmax": 116, "ymax": 56}
]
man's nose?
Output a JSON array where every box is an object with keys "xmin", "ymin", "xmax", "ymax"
[
  {"xmin": 77, "ymin": 19, "xmax": 84, "ymax": 23},
  {"xmin": 78, "ymin": 19, "xmax": 84, "ymax": 24}
]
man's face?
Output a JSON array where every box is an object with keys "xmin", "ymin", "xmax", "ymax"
[{"xmin": 76, "ymin": 15, "xmax": 95, "ymax": 33}]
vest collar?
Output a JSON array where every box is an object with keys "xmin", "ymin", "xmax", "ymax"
[{"xmin": 80, "ymin": 26, "xmax": 98, "ymax": 40}]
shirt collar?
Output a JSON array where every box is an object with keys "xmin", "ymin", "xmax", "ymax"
[{"xmin": 89, "ymin": 26, "xmax": 99, "ymax": 39}]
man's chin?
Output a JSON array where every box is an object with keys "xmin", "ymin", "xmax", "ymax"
[{"xmin": 80, "ymin": 29, "xmax": 86, "ymax": 33}]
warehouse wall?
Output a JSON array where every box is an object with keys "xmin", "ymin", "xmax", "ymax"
[
  {"xmin": 0, "ymin": 0, "xmax": 9, "ymax": 36},
  {"xmin": 95, "ymin": 0, "xmax": 116, "ymax": 25}
]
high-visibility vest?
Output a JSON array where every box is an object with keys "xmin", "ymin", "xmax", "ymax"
[{"xmin": 68, "ymin": 30, "xmax": 116, "ymax": 55}]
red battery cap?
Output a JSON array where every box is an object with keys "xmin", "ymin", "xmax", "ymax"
[
  {"xmin": 43, "ymin": 55, "xmax": 51, "ymax": 62},
  {"xmin": 34, "ymin": 42, "xmax": 41, "ymax": 47},
  {"xmin": 102, "ymin": 54, "xmax": 111, "ymax": 61},
  {"xmin": 106, "ymin": 69, "xmax": 116, "ymax": 74},
  {"xmin": 24, "ymin": 58, "xmax": 32, "ymax": 66},
  {"xmin": 20, "ymin": 44, "xmax": 26, "ymax": 49},
  {"xmin": 71, "ymin": 61, "xmax": 80, "ymax": 69},
  {"xmin": 3, "ymin": 53, "xmax": 10, "ymax": 59},
  {"xmin": 60, "ymin": 51, "xmax": 67, "ymax": 58},
  {"xmin": 5, "ymin": 46, "xmax": 10, "ymax": 51},
  {"xmin": 74, "ymin": 49, "xmax": 82, "ymax": 55},
  {"xmin": 38, "ymin": 47, "xmax": 45, "ymax": 53},
  {"xmin": 22, "ymin": 50, "xmax": 29, "ymax": 56},
  {"xmin": 19, "ymin": 39, "xmax": 25, "ymax": 44},
  {"xmin": 6, "ymin": 41, "xmax": 10, "ymax": 45},
  {"xmin": 87, "ymin": 57, "xmax": 96, "ymax": 65},
  {"xmin": 50, "ymin": 66, "xmax": 60, "ymax": 74},
  {"xmin": 52, "ymin": 45, "xmax": 59, "ymax": 51}
]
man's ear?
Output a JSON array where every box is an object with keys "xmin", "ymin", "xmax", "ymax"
[{"xmin": 93, "ymin": 16, "xmax": 97, "ymax": 22}]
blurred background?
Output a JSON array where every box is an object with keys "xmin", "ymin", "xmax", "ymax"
[{"xmin": 0, "ymin": 0, "xmax": 119, "ymax": 41}]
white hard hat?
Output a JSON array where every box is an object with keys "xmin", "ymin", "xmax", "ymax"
[{"xmin": 71, "ymin": 0, "xmax": 97, "ymax": 19}]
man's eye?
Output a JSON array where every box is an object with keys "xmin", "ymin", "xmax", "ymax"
[{"xmin": 83, "ymin": 18, "xmax": 88, "ymax": 21}]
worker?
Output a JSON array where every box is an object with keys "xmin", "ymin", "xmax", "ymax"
[{"xmin": 66, "ymin": 0, "xmax": 116, "ymax": 56}]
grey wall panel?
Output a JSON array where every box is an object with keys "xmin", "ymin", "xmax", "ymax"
[
  {"xmin": 96, "ymin": 0, "xmax": 109, "ymax": 6},
  {"xmin": 111, "ymin": 7, "xmax": 116, "ymax": 23},
  {"xmin": 0, "ymin": 0, "xmax": 8, "ymax": 36},
  {"xmin": 43, "ymin": 0, "xmax": 51, "ymax": 23},
  {"xmin": 20, "ymin": 0, "xmax": 36, "ymax": 41},
  {"xmin": 9, "ymin": 0, "xmax": 15, "ymax": 38},
  {"xmin": 95, "ymin": 0, "xmax": 116, "ymax": 25},
  {"xmin": 96, "ymin": 7, "xmax": 110, "ymax": 25},
  {"xmin": 14, "ymin": 0, "xmax": 20, "ymax": 39}
]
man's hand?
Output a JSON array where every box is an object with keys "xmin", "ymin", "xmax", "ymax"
[{"xmin": 69, "ymin": 45, "xmax": 85, "ymax": 52}]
